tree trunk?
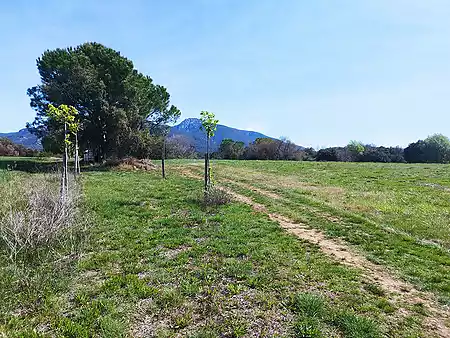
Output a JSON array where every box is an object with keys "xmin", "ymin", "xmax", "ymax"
[
  {"xmin": 61, "ymin": 122, "xmax": 69, "ymax": 198},
  {"xmin": 74, "ymin": 132, "xmax": 80, "ymax": 175},
  {"xmin": 161, "ymin": 136, "xmax": 166, "ymax": 179},
  {"xmin": 204, "ymin": 137, "xmax": 210, "ymax": 191}
]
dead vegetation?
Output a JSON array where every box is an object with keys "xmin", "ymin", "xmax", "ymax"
[
  {"xmin": 0, "ymin": 173, "xmax": 83, "ymax": 261},
  {"xmin": 109, "ymin": 157, "xmax": 157, "ymax": 171},
  {"xmin": 202, "ymin": 186, "xmax": 232, "ymax": 207}
]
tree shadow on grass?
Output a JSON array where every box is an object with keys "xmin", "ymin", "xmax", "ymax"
[
  {"xmin": 0, "ymin": 157, "xmax": 159, "ymax": 174},
  {"xmin": 0, "ymin": 158, "xmax": 61, "ymax": 173}
]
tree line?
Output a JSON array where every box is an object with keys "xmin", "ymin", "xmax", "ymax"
[
  {"xmin": 22, "ymin": 42, "xmax": 450, "ymax": 165},
  {"xmin": 211, "ymin": 134, "xmax": 450, "ymax": 164}
]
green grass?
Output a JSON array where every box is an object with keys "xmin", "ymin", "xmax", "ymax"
[
  {"xmin": 0, "ymin": 160, "xmax": 446, "ymax": 336},
  {"xmin": 177, "ymin": 160, "xmax": 450, "ymax": 304}
]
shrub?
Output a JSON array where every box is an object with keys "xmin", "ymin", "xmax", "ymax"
[{"xmin": 202, "ymin": 186, "xmax": 231, "ymax": 207}]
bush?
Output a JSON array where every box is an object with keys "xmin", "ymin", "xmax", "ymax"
[
  {"xmin": 0, "ymin": 173, "xmax": 82, "ymax": 261},
  {"xmin": 202, "ymin": 186, "xmax": 231, "ymax": 207}
]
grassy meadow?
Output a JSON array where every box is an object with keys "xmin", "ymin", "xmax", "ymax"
[{"xmin": 0, "ymin": 158, "xmax": 449, "ymax": 337}]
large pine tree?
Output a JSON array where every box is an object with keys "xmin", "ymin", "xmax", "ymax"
[{"xmin": 27, "ymin": 42, "xmax": 180, "ymax": 159}]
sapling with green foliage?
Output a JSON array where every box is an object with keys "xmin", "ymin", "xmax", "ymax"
[
  {"xmin": 199, "ymin": 111, "xmax": 219, "ymax": 191},
  {"xmin": 47, "ymin": 104, "xmax": 79, "ymax": 196}
]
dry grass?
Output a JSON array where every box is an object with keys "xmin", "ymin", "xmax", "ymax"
[
  {"xmin": 106, "ymin": 157, "xmax": 157, "ymax": 171},
  {"xmin": 0, "ymin": 173, "xmax": 82, "ymax": 261}
]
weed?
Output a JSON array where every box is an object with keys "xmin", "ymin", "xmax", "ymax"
[
  {"xmin": 364, "ymin": 283, "xmax": 385, "ymax": 297},
  {"xmin": 227, "ymin": 282, "xmax": 244, "ymax": 295},
  {"xmin": 172, "ymin": 308, "xmax": 193, "ymax": 329},
  {"xmin": 293, "ymin": 318, "xmax": 323, "ymax": 338},
  {"xmin": 289, "ymin": 293, "xmax": 326, "ymax": 319},
  {"xmin": 225, "ymin": 317, "xmax": 248, "ymax": 337},
  {"xmin": 334, "ymin": 311, "xmax": 381, "ymax": 338},
  {"xmin": 156, "ymin": 288, "xmax": 184, "ymax": 310}
]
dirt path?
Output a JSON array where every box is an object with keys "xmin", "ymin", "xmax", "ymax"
[{"xmin": 179, "ymin": 168, "xmax": 450, "ymax": 337}]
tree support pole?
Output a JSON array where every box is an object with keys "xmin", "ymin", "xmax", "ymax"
[{"xmin": 162, "ymin": 136, "xmax": 166, "ymax": 179}]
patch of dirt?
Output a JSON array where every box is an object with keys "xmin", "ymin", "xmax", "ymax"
[{"xmin": 176, "ymin": 168, "xmax": 450, "ymax": 337}]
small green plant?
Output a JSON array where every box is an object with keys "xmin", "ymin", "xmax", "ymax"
[
  {"xmin": 293, "ymin": 318, "xmax": 323, "ymax": 338},
  {"xmin": 364, "ymin": 282, "xmax": 385, "ymax": 297},
  {"xmin": 227, "ymin": 282, "xmax": 244, "ymax": 296},
  {"xmin": 226, "ymin": 317, "xmax": 247, "ymax": 337},
  {"xmin": 289, "ymin": 293, "xmax": 325, "ymax": 319},
  {"xmin": 172, "ymin": 309, "xmax": 193, "ymax": 329},
  {"xmin": 333, "ymin": 311, "xmax": 380, "ymax": 338},
  {"xmin": 412, "ymin": 302, "xmax": 427, "ymax": 316}
]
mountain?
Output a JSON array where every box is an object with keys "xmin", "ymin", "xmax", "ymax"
[
  {"xmin": 1, "ymin": 119, "xmax": 271, "ymax": 153},
  {"xmin": 0, "ymin": 129, "xmax": 42, "ymax": 150},
  {"xmin": 169, "ymin": 118, "xmax": 272, "ymax": 153}
]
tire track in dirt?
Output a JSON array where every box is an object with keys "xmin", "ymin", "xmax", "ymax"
[{"xmin": 179, "ymin": 168, "xmax": 450, "ymax": 337}]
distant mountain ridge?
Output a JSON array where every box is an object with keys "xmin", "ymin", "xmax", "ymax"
[
  {"xmin": 0, "ymin": 128, "xmax": 42, "ymax": 150},
  {"xmin": 0, "ymin": 119, "xmax": 272, "ymax": 153},
  {"xmin": 169, "ymin": 118, "xmax": 272, "ymax": 153}
]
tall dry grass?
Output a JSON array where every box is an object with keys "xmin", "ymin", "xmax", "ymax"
[{"xmin": 0, "ymin": 172, "xmax": 84, "ymax": 261}]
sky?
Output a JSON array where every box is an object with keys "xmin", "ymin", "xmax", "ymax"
[{"xmin": 0, "ymin": 0, "xmax": 449, "ymax": 148}]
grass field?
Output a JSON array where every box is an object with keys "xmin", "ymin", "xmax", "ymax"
[
  {"xmin": 177, "ymin": 161, "xmax": 450, "ymax": 296},
  {"xmin": 1, "ymin": 159, "xmax": 449, "ymax": 337}
]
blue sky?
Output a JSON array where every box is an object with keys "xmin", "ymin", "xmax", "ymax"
[{"xmin": 1, "ymin": 0, "xmax": 449, "ymax": 148}]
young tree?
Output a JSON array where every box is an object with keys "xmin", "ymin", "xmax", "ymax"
[
  {"xmin": 47, "ymin": 104, "xmax": 78, "ymax": 197},
  {"xmin": 199, "ymin": 111, "xmax": 219, "ymax": 191}
]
